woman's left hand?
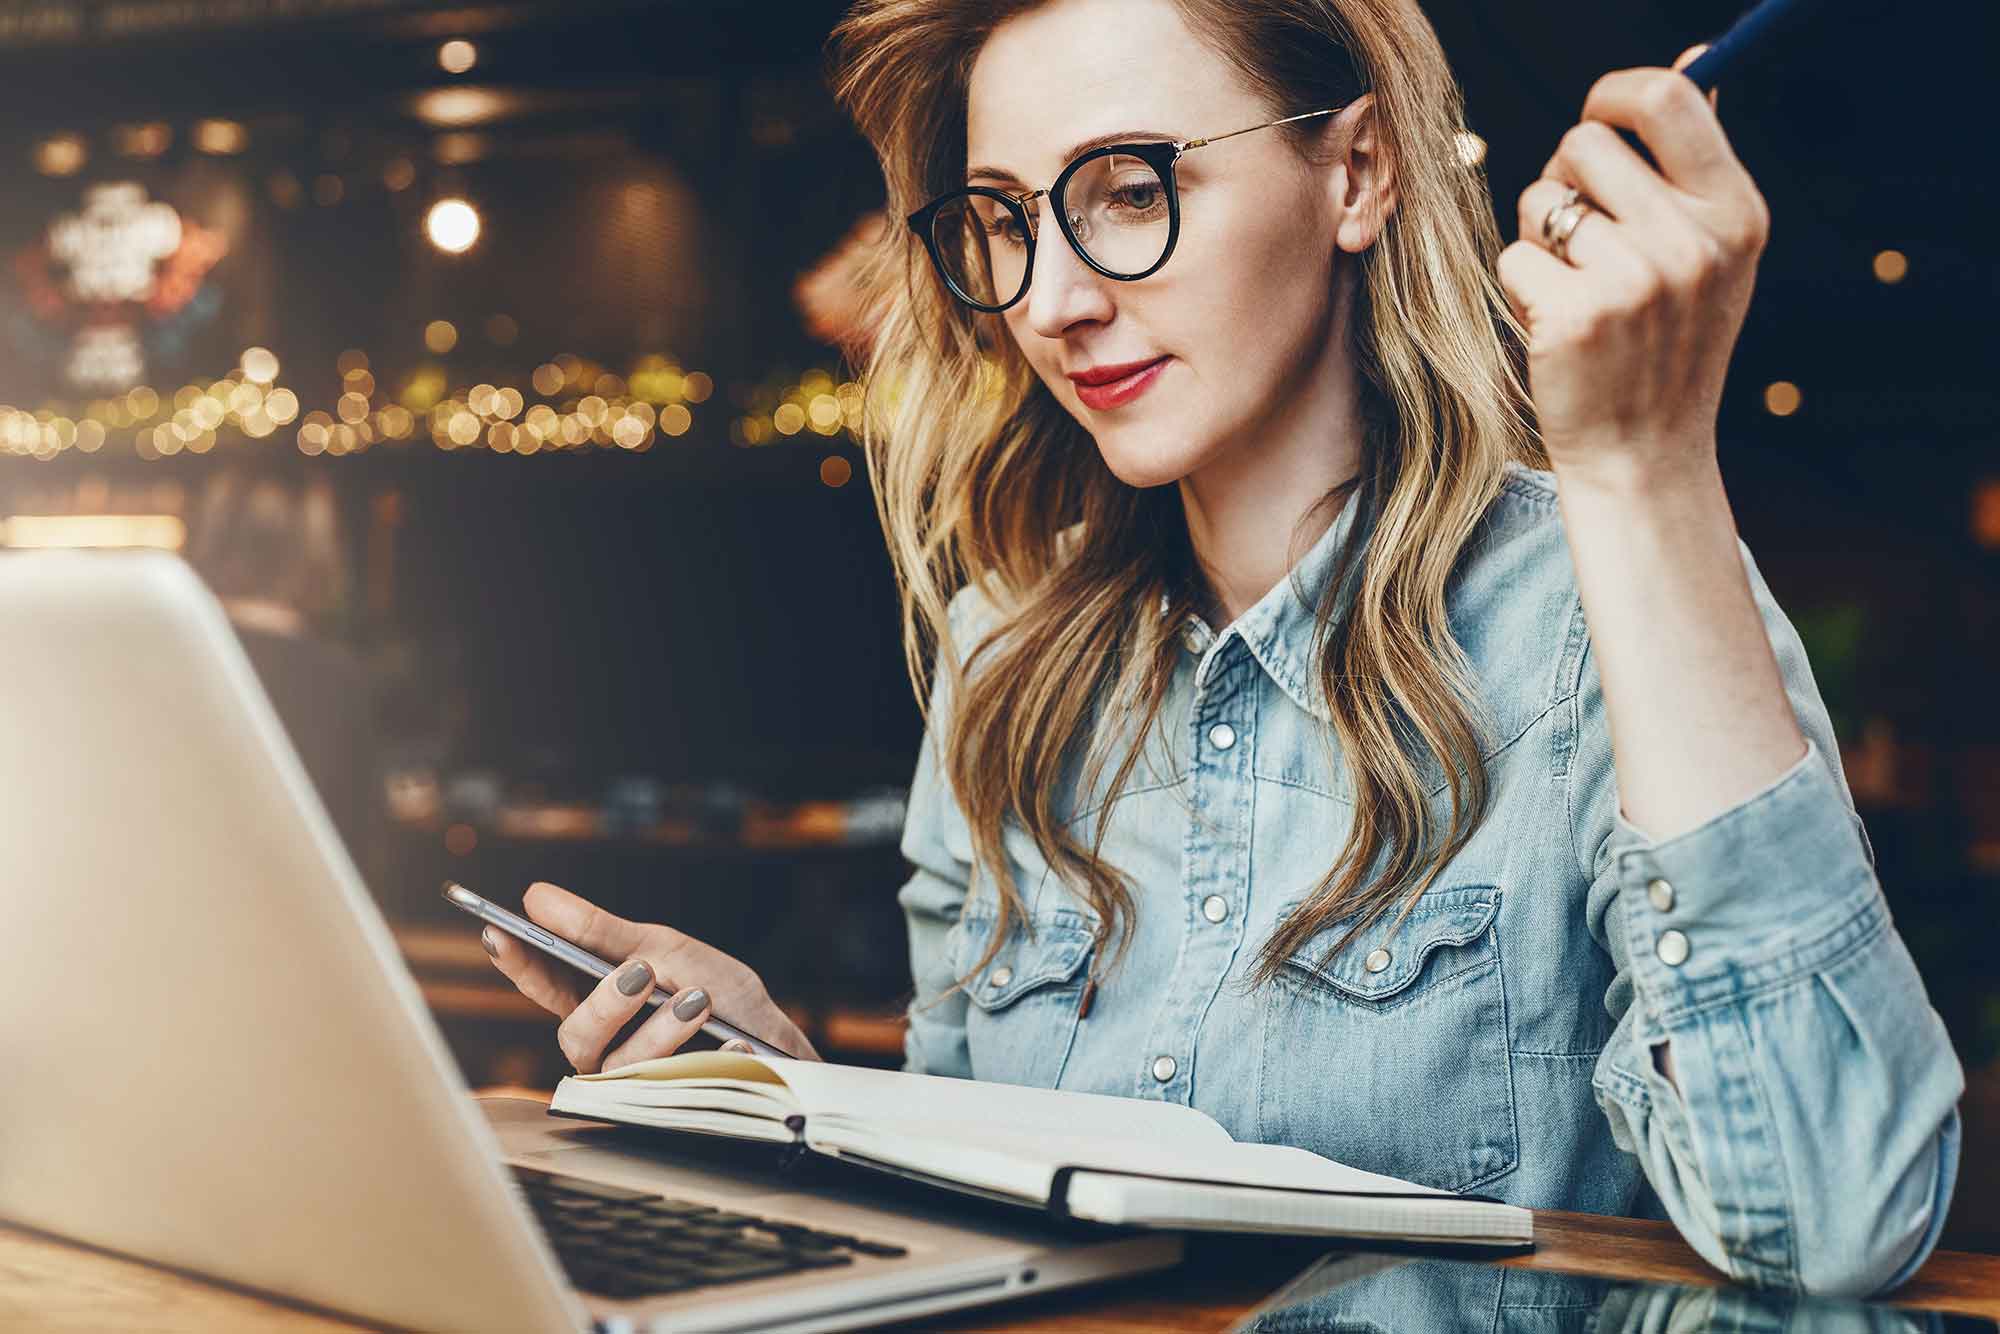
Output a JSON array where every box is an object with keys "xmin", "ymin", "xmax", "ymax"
[{"xmin": 1497, "ymin": 46, "xmax": 1770, "ymax": 494}]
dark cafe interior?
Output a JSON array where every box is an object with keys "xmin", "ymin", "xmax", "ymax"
[{"xmin": 0, "ymin": 0, "xmax": 1996, "ymax": 1330}]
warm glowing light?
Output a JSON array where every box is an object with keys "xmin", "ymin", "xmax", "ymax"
[
  {"xmin": 264, "ymin": 388, "xmax": 300, "ymax": 424},
  {"xmin": 684, "ymin": 371, "xmax": 714, "ymax": 403},
  {"xmin": 432, "ymin": 133, "xmax": 486, "ymax": 166},
  {"xmin": 438, "ymin": 39, "xmax": 477, "ymax": 74},
  {"xmin": 612, "ymin": 416, "xmax": 646, "ymax": 449},
  {"xmin": 1763, "ymin": 381, "xmax": 1802, "ymax": 417},
  {"xmin": 445, "ymin": 823, "xmax": 477, "ymax": 855},
  {"xmin": 661, "ymin": 404, "xmax": 692, "ymax": 437},
  {"xmin": 235, "ymin": 349, "xmax": 278, "ymax": 384},
  {"xmin": 4, "ymin": 515, "xmax": 185, "ymax": 549},
  {"xmin": 1974, "ymin": 479, "xmax": 2000, "ymax": 549},
  {"xmin": 382, "ymin": 157, "xmax": 416, "ymax": 192},
  {"xmin": 468, "ymin": 384, "xmax": 497, "ymax": 416},
  {"xmin": 532, "ymin": 363, "xmax": 564, "ymax": 396},
  {"xmin": 819, "ymin": 456, "xmax": 853, "ymax": 488},
  {"xmin": 344, "ymin": 369, "xmax": 376, "ymax": 397},
  {"xmin": 194, "ymin": 119, "xmax": 248, "ymax": 155},
  {"xmin": 773, "ymin": 403, "xmax": 806, "ymax": 435},
  {"xmin": 34, "ymin": 134, "xmax": 87, "ymax": 176},
  {"xmin": 448, "ymin": 411, "xmax": 481, "ymax": 445},
  {"xmin": 424, "ymin": 320, "xmax": 459, "ymax": 354},
  {"xmin": 425, "ymin": 198, "xmax": 481, "ymax": 254},
  {"xmin": 1455, "ymin": 132, "xmax": 1487, "ymax": 168},
  {"xmin": 1872, "ymin": 249, "xmax": 1908, "ymax": 284},
  {"xmin": 75, "ymin": 421, "xmax": 106, "ymax": 452},
  {"xmin": 494, "ymin": 387, "xmax": 524, "ymax": 419},
  {"xmin": 337, "ymin": 348, "xmax": 370, "ymax": 374},
  {"xmin": 337, "ymin": 392, "xmax": 370, "ymax": 424},
  {"xmin": 126, "ymin": 386, "xmax": 159, "ymax": 417},
  {"xmin": 415, "ymin": 87, "xmax": 508, "ymax": 126},
  {"xmin": 113, "ymin": 122, "xmax": 172, "ymax": 158}
]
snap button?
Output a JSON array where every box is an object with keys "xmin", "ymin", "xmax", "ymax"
[
  {"xmin": 1207, "ymin": 722, "xmax": 1237, "ymax": 751},
  {"xmin": 1201, "ymin": 894, "xmax": 1228, "ymax": 924},
  {"xmin": 1656, "ymin": 930, "xmax": 1690, "ymax": 967},
  {"xmin": 1647, "ymin": 878, "xmax": 1676, "ymax": 912},
  {"xmin": 989, "ymin": 966, "xmax": 1013, "ymax": 988},
  {"xmin": 1151, "ymin": 1055, "xmax": 1177, "ymax": 1083},
  {"xmin": 1364, "ymin": 947, "xmax": 1392, "ymax": 974}
]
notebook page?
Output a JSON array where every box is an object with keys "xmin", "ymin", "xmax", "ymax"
[
  {"xmin": 812, "ymin": 1124, "xmax": 1444, "ymax": 1204},
  {"xmin": 769, "ymin": 1060, "xmax": 1234, "ymax": 1150}
]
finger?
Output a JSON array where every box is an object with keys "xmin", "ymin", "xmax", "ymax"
[
  {"xmin": 601, "ymin": 986, "xmax": 713, "ymax": 1073},
  {"xmin": 719, "ymin": 1039, "xmax": 754, "ymax": 1054},
  {"xmin": 1578, "ymin": 66, "xmax": 1743, "ymax": 197},
  {"xmin": 483, "ymin": 926, "xmax": 586, "ymax": 1017},
  {"xmin": 555, "ymin": 957, "xmax": 658, "ymax": 1074},
  {"xmin": 1518, "ymin": 177, "xmax": 1639, "ymax": 276},
  {"xmin": 1543, "ymin": 118, "xmax": 1692, "ymax": 242},
  {"xmin": 1495, "ymin": 238, "xmax": 1588, "ymax": 336},
  {"xmin": 523, "ymin": 881, "xmax": 649, "ymax": 961},
  {"xmin": 1672, "ymin": 43, "xmax": 1720, "ymax": 113}
]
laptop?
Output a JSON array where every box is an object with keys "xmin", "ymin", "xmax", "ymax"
[{"xmin": 0, "ymin": 550, "xmax": 1182, "ymax": 1333}]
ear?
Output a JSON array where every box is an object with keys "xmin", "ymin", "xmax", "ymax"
[{"xmin": 1322, "ymin": 93, "xmax": 1397, "ymax": 256}]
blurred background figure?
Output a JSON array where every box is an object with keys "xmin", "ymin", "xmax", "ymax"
[{"xmin": 188, "ymin": 470, "xmax": 382, "ymax": 877}]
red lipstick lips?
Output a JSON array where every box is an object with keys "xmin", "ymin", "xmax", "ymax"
[{"xmin": 1067, "ymin": 356, "xmax": 1169, "ymax": 411}]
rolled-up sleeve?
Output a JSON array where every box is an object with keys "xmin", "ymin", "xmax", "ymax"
[{"xmin": 1575, "ymin": 540, "xmax": 1964, "ymax": 1296}]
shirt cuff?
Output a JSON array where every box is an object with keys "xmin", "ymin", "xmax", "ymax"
[{"xmin": 1608, "ymin": 737, "xmax": 1883, "ymax": 1014}]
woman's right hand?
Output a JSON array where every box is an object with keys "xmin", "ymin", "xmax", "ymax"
[{"xmin": 483, "ymin": 881, "xmax": 821, "ymax": 1073}]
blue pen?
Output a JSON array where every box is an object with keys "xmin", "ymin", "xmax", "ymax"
[
  {"xmin": 1606, "ymin": 0, "xmax": 1826, "ymax": 166},
  {"xmin": 1680, "ymin": 0, "xmax": 1823, "ymax": 92}
]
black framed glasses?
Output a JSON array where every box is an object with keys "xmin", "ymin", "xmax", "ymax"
[{"xmin": 907, "ymin": 107, "xmax": 1344, "ymax": 313}]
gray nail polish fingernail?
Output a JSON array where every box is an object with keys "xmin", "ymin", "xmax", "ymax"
[
  {"xmin": 671, "ymin": 988, "xmax": 709, "ymax": 1021},
  {"xmin": 480, "ymin": 926, "xmax": 500, "ymax": 958},
  {"xmin": 615, "ymin": 959, "xmax": 654, "ymax": 996}
]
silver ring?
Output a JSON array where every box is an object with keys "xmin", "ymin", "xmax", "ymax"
[
  {"xmin": 1549, "ymin": 200, "xmax": 1594, "ymax": 263},
  {"xmin": 1540, "ymin": 185, "xmax": 1582, "ymax": 248}
]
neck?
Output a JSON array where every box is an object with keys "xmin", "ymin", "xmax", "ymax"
[{"xmin": 1177, "ymin": 282, "xmax": 1366, "ymax": 628}]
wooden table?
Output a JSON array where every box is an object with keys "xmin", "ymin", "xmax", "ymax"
[{"xmin": 2, "ymin": 1205, "xmax": 1994, "ymax": 1331}]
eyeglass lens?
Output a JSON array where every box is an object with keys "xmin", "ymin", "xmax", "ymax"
[{"xmin": 930, "ymin": 151, "xmax": 1172, "ymax": 307}]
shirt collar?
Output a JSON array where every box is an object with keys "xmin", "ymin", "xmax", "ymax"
[{"xmin": 1163, "ymin": 486, "xmax": 1371, "ymax": 723}]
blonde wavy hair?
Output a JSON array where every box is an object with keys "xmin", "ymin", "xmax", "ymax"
[{"xmin": 827, "ymin": 0, "xmax": 1543, "ymax": 989}]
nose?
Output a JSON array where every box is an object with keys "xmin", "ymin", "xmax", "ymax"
[{"xmin": 1022, "ymin": 214, "xmax": 1115, "ymax": 340}]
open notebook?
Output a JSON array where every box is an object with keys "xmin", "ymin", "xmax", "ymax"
[{"xmin": 549, "ymin": 1053, "xmax": 1532, "ymax": 1247}]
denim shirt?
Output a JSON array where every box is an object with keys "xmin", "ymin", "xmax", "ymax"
[{"xmin": 895, "ymin": 462, "xmax": 1964, "ymax": 1297}]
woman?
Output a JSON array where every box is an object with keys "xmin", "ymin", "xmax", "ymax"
[{"xmin": 484, "ymin": 0, "xmax": 1964, "ymax": 1295}]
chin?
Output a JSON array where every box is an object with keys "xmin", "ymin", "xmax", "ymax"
[{"xmin": 1090, "ymin": 427, "xmax": 1211, "ymax": 489}]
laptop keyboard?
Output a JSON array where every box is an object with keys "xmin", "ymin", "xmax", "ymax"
[{"xmin": 511, "ymin": 1164, "xmax": 910, "ymax": 1301}]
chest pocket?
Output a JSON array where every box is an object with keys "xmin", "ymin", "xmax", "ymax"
[
  {"xmin": 1257, "ymin": 884, "xmax": 1517, "ymax": 1194},
  {"xmin": 956, "ymin": 907, "xmax": 1096, "ymax": 1091}
]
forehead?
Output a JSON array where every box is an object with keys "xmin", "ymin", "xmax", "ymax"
[{"xmin": 965, "ymin": 0, "xmax": 1265, "ymax": 181}]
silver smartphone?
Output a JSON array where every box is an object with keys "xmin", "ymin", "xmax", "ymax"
[{"xmin": 441, "ymin": 881, "xmax": 793, "ymax": 1058}]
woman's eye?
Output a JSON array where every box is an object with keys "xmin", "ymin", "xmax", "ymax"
[{"xmin": 1108, "ymin": 181, "xmax": 1164, "ymax": 213}]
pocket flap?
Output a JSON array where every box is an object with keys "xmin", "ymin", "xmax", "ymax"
[
  {"xmin": 1279, "ymin": 885, "xmax": 1500, "ymax": 1003},
  {"xmin": 958, "ymin": 911, "xmax": 1095, "ymax": 1011}
]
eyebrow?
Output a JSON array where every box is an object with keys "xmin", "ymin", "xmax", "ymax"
[{"xmin": 966, "ymin": 128, "xmax": 1179, "ymax": 186}]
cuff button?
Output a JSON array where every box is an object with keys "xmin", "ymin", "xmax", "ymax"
[
  {"xmin": 1646, "ymin": 878, "xmax": 1676, "ymax": 912},
  {"xmin": 1656, "ymin": 929, "xmax": 1690, "ymax": 967}
]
